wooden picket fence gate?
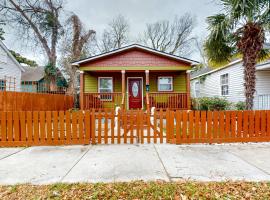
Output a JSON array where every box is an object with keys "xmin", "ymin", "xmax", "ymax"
[{"xmin": 0, "ymin": 110, "xmax": 270, "ymax": 146}]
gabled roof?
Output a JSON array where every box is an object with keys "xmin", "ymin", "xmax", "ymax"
[
  {"xmin": 190, "ymin": 59, "xmax": 242, "ymax": 80},
  {"xmin": 0, "ymin": 40, "xmax": 25, "ymax": 72},
  {"xmin": 72, "ymin": 44, "xmax": 199, "ymax": 66},
  {"xmin": 21, "ymin": 66, "xmax": 45, "ymax": 82}
]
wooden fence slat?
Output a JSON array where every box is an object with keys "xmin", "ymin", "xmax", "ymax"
[
  {"xmin": 255, "ymin": 111, "xmax": 260, "ymax": 138},
  {"xmin": 111, "ymin": 111, "xmax": 115, "ymax": 144},
  {"xmin": 219, "ymin": 111, "xmax": 224, "ymax": 139},
  {"xmin": 237, "ymin": 111, "xmax": 243, "ymax": 138},
  {"xmin": 213, "ymin": 111, "xmax": 219, "ymax": 139},
  {"xmin": 230, "ymin": 111, "xmax": 236, "ymax": 138},
  {"xmin": 13, "ymin": 111, "xmax": 20, "ymax": 141},
  {"xmin": 59, "ymin": 111, "xmax": 65, "ymax": 141},
  {"xmin": 154, "ymin": 111, "xmax": 157, "ymax": 143},
  {"xmin": 166, "ymin": 110, "xmax": 170, "ymax": 143},
  {"xmin": 194, "ymin": 111, "xmax": 200, "ymax": 139},
  {"xmin": 140, "ymin": 110, "xmax": 144, "ymax": 144},
  {"xmin": 91, "ymin": 110, "xmax": 96, "ymax": 144},
  {"xmin": 123, "ymin": 109, "xmax": 127, "ymax": 144},
  {"xmin": 39, "ymin": 111, "xmax": 46, "ymax": 142},
  {"xmin": 249, "ymin": 111, "xmax": 254, "ymax": 137},
  {"xmin": 104, "ymin": 109, "xmax": 108, "ymax": 144},
  {"xmin": 72, "ymin": 112, "xmax": 78, "ymax": 141},
  {"xmin": 98, "ymin": 110, "xmax": 102, "ymax": 144},
  {"xmin": 261, "ymin": 111, "xmax": 266, "ymax": 137},
  {"xmin": 33, "ymin": 111, "xmax": 39, "ymax": 144},
  {"xmin": 243, "ymin": 111, "xmax": 249, "ymax": 138},
  {"xmin": 160, "ymin": 109, "xmax": 164, "ymax": 143},
  {"xmin": 19, "ymin": 112, "xmax": 26, "ymax": 141},
  {"xmin": 130, "ymin": 110, "xmax": 134, "ymax": 144},
  {"xmin": 7, "ymin": 112, "xmax": 13, "ymax": 142},
  {"xmin": 27, "ymin": 111, "xmax": 33, "ymax": 142},
  {"xmin": 1, "ymin": 112, "xmax": 7, "ymax": 141},
  {"xmin": 117, "ymin": 110, "xmax": 121, "ymax": 144},
  {"xmin": 182, "ymin": 111, "xmax": 188, "ymax": 140},
  {"xmin": 225, "ymin": 111, "xmax": 231, "ymax": 139},
  {"xmin": 78, "ymin": 111, "xmax": 84, "ymax": 142},
  {"xmin": 267, "ymin": 110, "xmax": 270, "ymax": 137},
  {"xmin": 147, "ymin": 111, "xmax": 150, "ymax": 143},
  {"xmin": 53, "ymin": 111, "xmax": 59, "ymax": 142},
  {"xmin": 65, "ymin": 111, "xmax": 71, "ymax": 143},
  {"xmin": 175, "ymin": 110, "xmax": 181, "ymax": 144},
  {"xmin": 200, "ymin": 111, "xmax": 206, "ymax": 139},
  {"xmin": 46, "ymin": 111, "xmax": 52, "ymax": 144},
  {"xmin": 188, "ymin": 111, "xmax": 194, "ymax": 138},
  {"xmin": 207, "ymin": 111, "xmax": 212, "ymax": 140},
  {"xmin": 85, "ymin": 111, "xmax": 91, "ymax": 144}
]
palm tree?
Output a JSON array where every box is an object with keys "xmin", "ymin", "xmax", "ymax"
[{"xmin": 205, "ymin": 0, "xmax": 269, "ymax": 110}]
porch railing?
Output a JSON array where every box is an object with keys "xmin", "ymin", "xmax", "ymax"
[
  {"xmin": 148, "ymin": 92, "xmax": 188, "ymax": 109},
  {"xmin": 83, "ymin": 92, "xmax": 122, "ymax": 109}
]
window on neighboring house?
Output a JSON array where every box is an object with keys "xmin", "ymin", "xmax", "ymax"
[
  {"xmin": 0, "ymin": 79, "xmax": 6, "ymax": 91},
  {"xmin": 158, "ymin": 77, "xmax": 173, "ymax": 91},
  {"xmin": 98, "ymin": 77, "xmax": 113, "ymax": 100},
  {"xmin": 220, "ymin": 73, "xmax": 229, "ymax": 96},
  {"xmin": 195, "ymin": 81, "xmax": 200, "ymax": 97}
]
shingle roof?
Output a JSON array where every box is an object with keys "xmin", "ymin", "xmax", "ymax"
[{"xmin": 21, "ymin": 66, "xmax": 45, "ymax": 82}]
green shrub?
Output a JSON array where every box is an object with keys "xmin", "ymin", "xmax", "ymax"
[
  {"xmin": 192, "ymin": 97, "xmax": 231, "ymax": 111},
  {"xmin": 235, "ymin": 101, "xmax": 246, "ymax": 110}
]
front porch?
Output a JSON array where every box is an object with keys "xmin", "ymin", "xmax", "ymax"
[{"xmin": 80, "ymin": 70, "xmax": 190, "ymax": 110}]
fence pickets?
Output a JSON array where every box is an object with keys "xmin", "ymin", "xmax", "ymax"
[{"xmin": 0, "ymin": 110, "xmax": 270, "ymax": 146}]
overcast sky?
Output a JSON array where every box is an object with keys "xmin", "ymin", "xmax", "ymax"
[{"xmin": 4, "ymin": 0, "xmax": 222, "ymax": 65}]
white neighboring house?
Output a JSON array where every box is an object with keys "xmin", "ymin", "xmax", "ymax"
[
  {"xmin": 190, "ymin": 59, "xmax": 270, "ymax": 110},
  {"xmin": 0, "ymin": 40, "xmax": 25, "ymax": 91}
]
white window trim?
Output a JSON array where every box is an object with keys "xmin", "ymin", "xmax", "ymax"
[
  {"xmin": 98, "ymin": 77, "xmax": 113, "ymax": 101},
  {"xmin": 158, "ymin": 76, "xmax": 173, "ymax": 92},
  {"xmin": 220, "ymin": 73, "xmax": 229, "ymax": 96}
]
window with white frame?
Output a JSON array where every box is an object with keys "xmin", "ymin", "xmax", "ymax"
[
  {"xmin": 220, "ymin": 73, "xmax": 229, "ymax": 96},
  {"xmin": 158, "ymin": 77, "xmax": 173, "ymax": 91},
  {"xmin": 195, "ymin": 81, "xmax": 200, "ymax": 97},
  {"xmin": 98, "ymin": 77, "xmax": 113, "ymax": 100},
  {"xmin": 0, "ymin": 79, "xmax": 6, "ymax": 91}
]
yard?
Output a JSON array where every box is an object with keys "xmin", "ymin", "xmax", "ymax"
[{"xmin": 1, "ymin": 181, "xmax": 270, "ymax": 199}]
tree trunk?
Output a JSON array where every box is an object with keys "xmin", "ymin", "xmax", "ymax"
[{"xmin": 237, "ymin": 23, "xmax": 264, "ymax": 110}]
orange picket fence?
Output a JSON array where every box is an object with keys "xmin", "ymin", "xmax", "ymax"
[
  {"xmin": 0, "ymin": 110, "xmax": 270, "ymax": 146},
  {"xmin": 0, "ymin": 91, "xmax": 74, "ymax": 111}
]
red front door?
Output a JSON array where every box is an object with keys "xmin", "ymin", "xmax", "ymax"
[{"xmin": 128, "ymin": 78, "xmax": 142, "ymax": 109}]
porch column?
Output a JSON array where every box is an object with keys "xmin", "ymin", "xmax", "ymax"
[
  {"xmin": 80, "ymin": 71, "xmax": 85, "ymax": 110},
  {"xmin": 186, "ymin": 72, "xmax": 191, "ymax": 110},
  {"xmin": 145, "ymin": 70, "xmax": 150, "ymax": 111},
  {"xmin": 121, "ymin": 70, "xmax": 125, "ymax": 110}
]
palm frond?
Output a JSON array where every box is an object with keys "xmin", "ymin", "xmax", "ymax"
[{"xmin": 205, "ymin": 14, "xmax": 236, "ymax": 63}]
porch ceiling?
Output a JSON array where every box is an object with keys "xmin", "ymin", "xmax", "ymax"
[{"xmin": 80, "ymin": 66, "xmax": 191, "ymax": 71}]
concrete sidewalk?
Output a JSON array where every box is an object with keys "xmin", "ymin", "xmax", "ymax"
[{"xmin": 0, "ymin": 143, "xmax": 270, "ymax": 184}]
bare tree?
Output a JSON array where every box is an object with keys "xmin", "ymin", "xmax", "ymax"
[
  {"xmin": 59, "ymin": 14, "xmax": 95, "ymax": 102},
  {"xmin": 0, "ymin": 0, "xmax": 64, "ymax": 67},
  {"xmin": 141, "ymin": 13, "xmax": 195, "ymax": 56},
  {"xmin": 97, "ymin": 15, "xmax": 130, "ymax": 53}
]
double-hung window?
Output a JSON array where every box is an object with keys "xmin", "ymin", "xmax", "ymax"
[
  {"xmin": 220, "ymin": 73, "xmax": 229, "ymax": 96},
  {"xmin": 158, "ymin": 77, "xmax": 173, "ymax": 92},
  {"xmin": 0, "ymin": 79, "xmax": 6, "ymax": 91},
  {"xmin": 98, "ymin": 77, "xmax": 113, "ymax": 100}
]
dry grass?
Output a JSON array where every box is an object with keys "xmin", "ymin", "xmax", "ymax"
[{"xmin": 0, "ymin": 181, "xmax": 270, "ymax": 200}]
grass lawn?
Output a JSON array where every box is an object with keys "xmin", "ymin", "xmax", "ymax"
[{"xmin": 0, "ymin": 181, "xmax": 270, "ymax": 199}]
